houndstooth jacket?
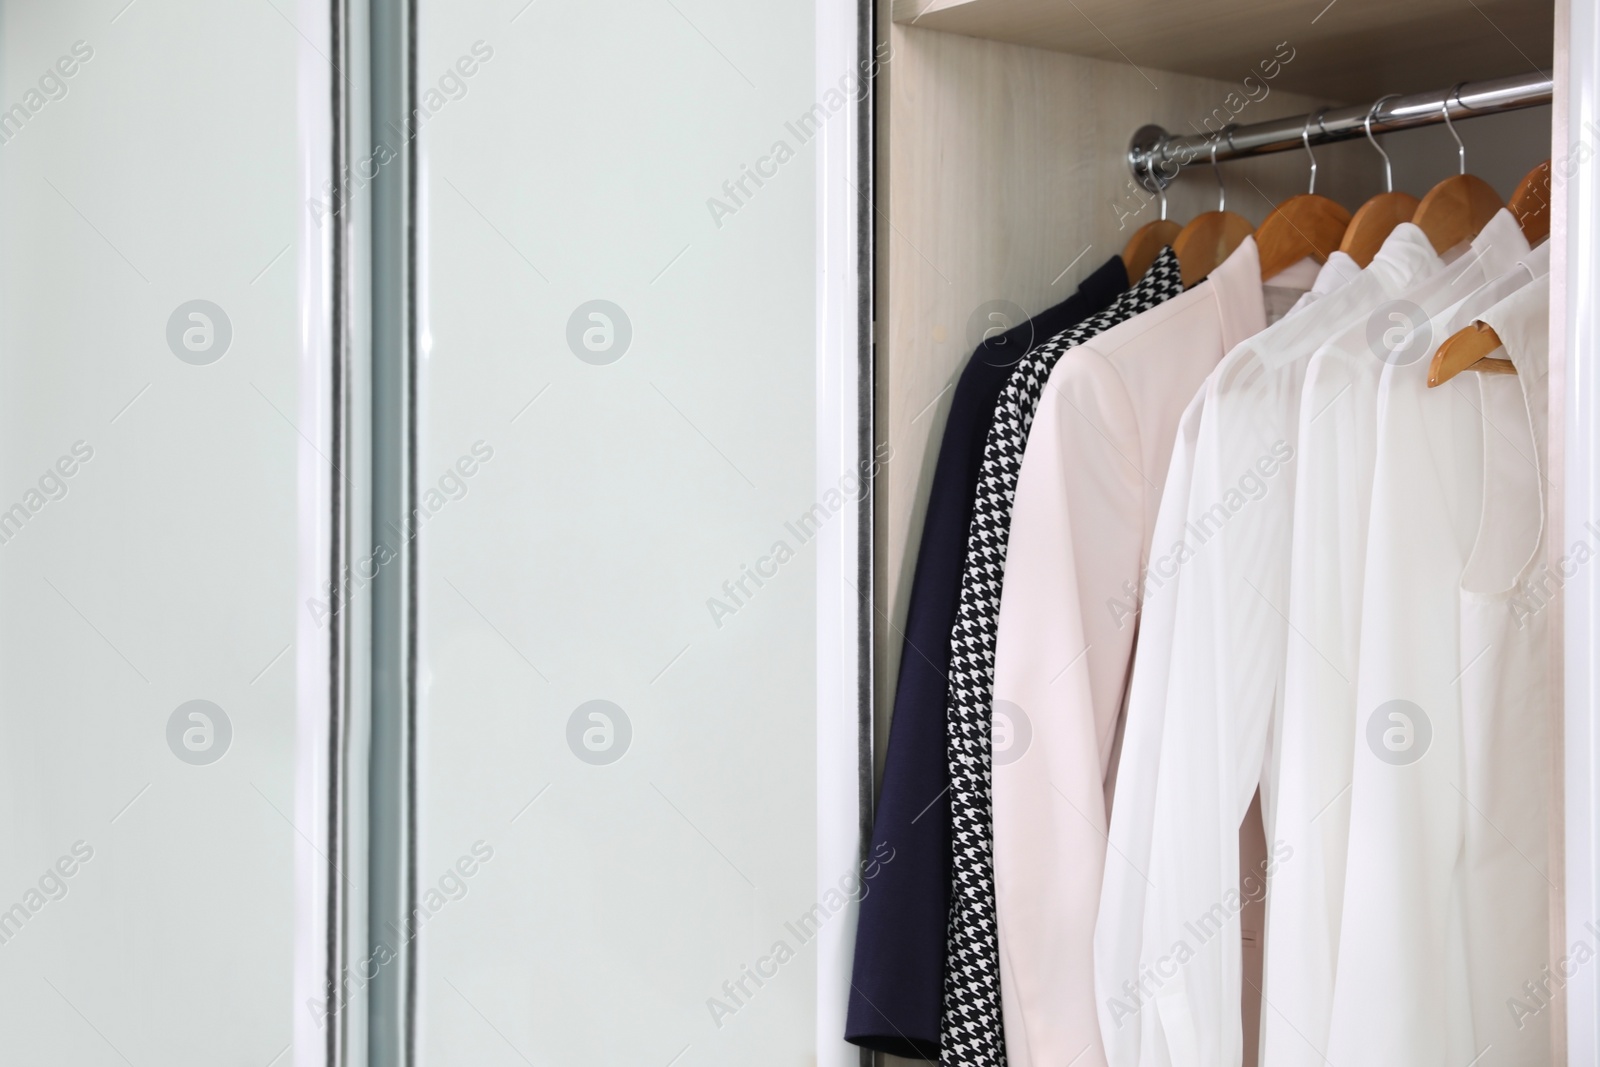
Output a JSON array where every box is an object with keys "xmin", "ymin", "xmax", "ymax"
[{"xmin": 940, "ymin": 248, "xmax": 1185, "ymax": 1066}]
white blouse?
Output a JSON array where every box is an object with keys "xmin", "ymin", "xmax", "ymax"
[
  {"xmin": 1093, "ymin": 250, "xmax": 1353, "ymax": 1067},
  {"xmin": 1326, "ymin": 273, "xmax": 1551, "ymax": 1065},
  {"xmin": 1259, "ymin": 213, "xmax": 1537, "ymax": 1065},
  {"xmin": 1124, "ymin": 223, "xmax": 1443, "ymax": 1067},
  {"xmin": 1095, "ymin": 385, "xmax": 1208, "ymax": 1067}
]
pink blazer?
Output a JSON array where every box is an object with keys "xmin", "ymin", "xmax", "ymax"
[{"xmin": 990, "ymin": 239, "xmax": 1273, "ymax": 1067}]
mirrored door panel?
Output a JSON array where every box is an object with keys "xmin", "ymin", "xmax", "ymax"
[
  {"xmin": 0, "ymin": 1, "xmax": 316, "ymax": 1064},
  {"xmin": 410, "ymin": 1, "xmax": 864, "ymax": 1063}
]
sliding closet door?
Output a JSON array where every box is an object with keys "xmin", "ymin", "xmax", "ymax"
[
  {"xmin": 408, "ymin": 0, "xmax": 868, "ymax": 1063},
  {"xmin": 0, "ymin": 1, "xmax": 347, "ymax": 1066}
]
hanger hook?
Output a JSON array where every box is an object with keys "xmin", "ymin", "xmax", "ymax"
[
  {"xmin": 1211, "ymin": 128, "xmax": 1233, "ymax": 212},
  {"xmin": 1138, "ymin": 165, "xmax": 1169, "ymax": 221},
  {"xmin": 1365, "ymin": 94, "xmax": 1400, "ymax": 193},
  {"xmin": 1138, "ymin": 135, "xmax": 1172, "ymax": 221},
  {"xmin": 1301, "ymin": 111, "xmax": 1322, "ymax": 196},
  {"xmin": 1441, "ymin": 83, "xmax": 1466, "ymax": 176}
]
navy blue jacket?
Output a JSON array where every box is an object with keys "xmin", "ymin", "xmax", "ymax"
[{"xmin": 845, "ymin": 256, "xmax": 1129, "ymax": 1059}]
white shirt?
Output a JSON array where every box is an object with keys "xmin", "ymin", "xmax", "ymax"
[
  {"xmin": 1456, "ymin": 276, "xmax": 1552, "ymax": 1063},
  {"xmin": 1326, "ymin": 273, "xmax": 1551, "ymax": 1066},
  {"xmin": 1128, "ymin": 223, "xmax": 1443, "ymax": 1067},
  {"xmin": 1095, "ymin": 386, "xmax": 1208, "ymax": 1067},
  {"xmin": 1284, "ymin": 250, "xmax": 1360, "ymax": 319},
  {"xmin": 1095, "ymin": 255, "xmax": 1352, "ymax": 1067},
  {"xmin": 1260, "ymin": 213, "xmax": 1536, "ymax": 1065}
]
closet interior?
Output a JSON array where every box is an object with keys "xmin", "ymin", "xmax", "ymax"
[
  {"xmin": 875, "ymin": 5, "xmax": 1558, "ymax": 657},
  {"xmin": 864, "ymin": 0, "xmax": 1563, "ymax": 1063}
]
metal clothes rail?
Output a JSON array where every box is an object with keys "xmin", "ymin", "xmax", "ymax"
[{"xmin": 1127, "ymin": 72, "xmax": 1553, "ymax": 186}]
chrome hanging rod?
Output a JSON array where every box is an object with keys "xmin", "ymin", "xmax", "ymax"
[{"xmin": 1127, "ymin": 71, "xmax": 1552, "ymax": 187}]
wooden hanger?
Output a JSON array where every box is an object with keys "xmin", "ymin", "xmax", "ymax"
[
  {"xmin": 1411, "ymin": 86, "xmax": 1504, "ymax": 253},
  {"xmin": 1413, "ymin": 177, "xmax": 1502, "ymax": 254},
  {"xmin": 1123, "ymin": 219, "xmax": 1181, "ymax": 283},
  {"xmin": 1341, "ymin": 194, "xmax": 1419, "ymax": 266},
  {"xmin": 1172, "ymin": 132, "xmax": 1255, "ymax": 287},
  {"xmin": 1122, "ymin": 170, "xmax": 1181, "ymax": 282},
  {"xmin": 1509, "ymin": 159, "xmax": 1552, "ymax": 244},
  {"xmin": 1339, "ymin": 96, "xmax": 1419, "ymax": 267},
  {"xmin": 1255, "ymin": 112, "xmax": 1351, "ymax": 280},
  {"xmin": 1175, "ymin": 213, "xmax": 1254, "ymax": 287},
  {"xmin": 1428, "ymin": 319, "xmax": 1514, "ymax": 387}
]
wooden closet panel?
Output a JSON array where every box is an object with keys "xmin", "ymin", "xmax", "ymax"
[
  {"xmin": 873, "ymin": 23, "xmax": 1379, "ymax": 748},
  {"xmin": 888, "ymin": 0, "xmax": 1552, "ymax": 100}
]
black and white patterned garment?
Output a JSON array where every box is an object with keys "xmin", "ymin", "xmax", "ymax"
[{"xmin": 940, "ymin": 248, "xmax": 1184, "ymax": 1066}]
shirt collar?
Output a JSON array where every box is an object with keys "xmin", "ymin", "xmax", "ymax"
[
  {"xmin": 1478, "ymin": 273, "xmax": 1551, "ymax": 454},
  {"xmin": 1312, "ymin": 250, "xmax": 1361, "ymax": 295},
  {"xmin": 1206, "ymin": 235, "xmax": 1267, "ymax": 355},
  {"xmin": 1237, "ymin": 223, "xmax": 1446, "ymax": 374},
  {"xmin": 1470, "ymin": 208, "xmax": 1534, "ymax": 281},
  {"xmin": 1365, "ymin": 222, "xmax": 1444, "ymax": 292},
  {"xmin": 1521, "ymin": 239, "xmax": 1553, "ymax": 278}
]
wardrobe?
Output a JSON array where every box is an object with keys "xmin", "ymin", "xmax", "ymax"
[{"xmin": 868, "ymin": 0, "xmax": 1576, "ymax": 1063}]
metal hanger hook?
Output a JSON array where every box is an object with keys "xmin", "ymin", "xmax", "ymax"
[
  {"xmin": 1211, "ymin": 127, "xmax": 1234, "ymax": 212},
  {"xmin": 1137, "ymin": 169, "xmax": 1165, "ymax": 219},
  {"xmin": 1442, "ymin": 83, "xmax": 1467, "ymax": 175},
  {"xmin": 1365, "ymin": 94, "xmax": 1400, "ymax": 193},
  {"xmin": 1301, "ymin": 111, "xmax": 1323, "ymax": 196},
  {"xmin": 1138, "ymin": 139, "xmax": 1171, "ymax": 221}
]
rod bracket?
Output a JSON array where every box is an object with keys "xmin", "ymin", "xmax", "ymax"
[{"xmin": 1127, "ymin": 123, "xmax": 1171, "ymax": 190}]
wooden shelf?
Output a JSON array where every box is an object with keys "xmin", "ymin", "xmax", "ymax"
[{"xmin": 889, "ymin": 0, "xmax": 1553, "ymax": 101}]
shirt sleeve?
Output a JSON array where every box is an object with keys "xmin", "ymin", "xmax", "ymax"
[
  {"xmin": 1138, "ymin": 359, "xmax": 1301, "ymax": 1067},
  {"xmin": 1096, "ymin": 386, "xmax": 1207, "ymax": 1067},
  {"xmin": 1258, "ymin": 344, "xmax": 1376, "ymax": 1065}
]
